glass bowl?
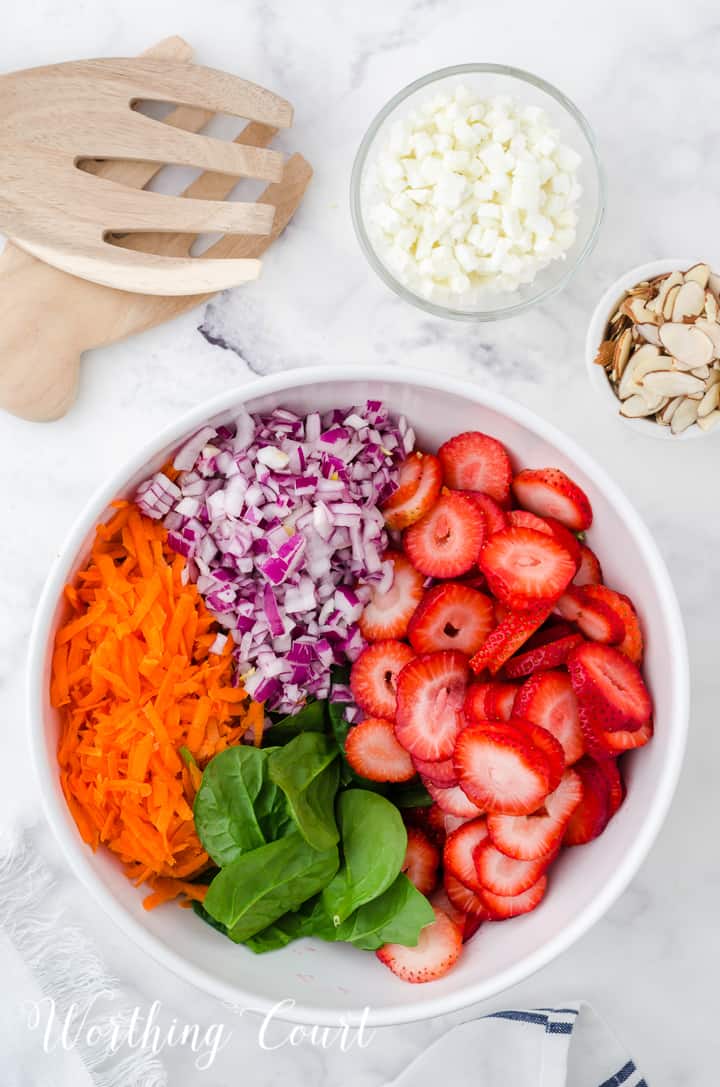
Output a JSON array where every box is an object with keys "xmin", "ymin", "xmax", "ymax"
[{"xmin": 350, "ymin": 63, "xmax": 606, "ymax": 321}]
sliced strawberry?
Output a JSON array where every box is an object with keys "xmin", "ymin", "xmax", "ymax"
[
  {"xmin": 579, "ymin": 703, "xmax": 653, "ymax": 757},
  {"xmin": 507, "ymin": 509, "xmax": 551, "ymax": 533},
  {"xmin": 487, "ymin": 768, "xmax": 583, "ymax": 860},
  {"xmin": 563, "ymin": 757, "xmax": 611, "ymax": 845},
  {"xmin": 424, "ymin": 780, "xmax": 485, "ymax": 819},
  {"xmin": 395, "ymin": 650, "xmax": 469, "ymax": 760},
  {"xmin": 481, "ymin": 875, "xmax": 547, "ymax": 920},
  {"xmin": 431, "ymin": 886, "xmax": 484, "ymax": 941},
  {"xmin": 426, "ymin": 803, "xmax": 471, "ymax": 844},
  {"xmin": 454, "ymin": 722, "xmax": 551, "ymax": 815},
  {"xmin": 479, "ymin": 527, "xmax": 576, "ymax": 611},
  {"xmin": 583, "ymin": 585, "xmax": 643, "ymax": 664},
  {"xmin": 555, "ymin": 585, "xmax": 625, "ymax": 645},
  {"xmin": 376, "ymin": 906, "xmax": 462, "ymax": 983},
  {"xmin": 474, "ymin": 839, "xmax": 551, "ymax": 896},
  {"xmin": 359, "ymin": 551, "xmax": 425, "ymax": 641},
  {"xmin": 459, "ymin": 491, "xmax": 508, "ymax": 534},
  {"xmin": 408, "ymin": 582, "xmax": 495, "ymax": 657},
  {"xmin": 382, "ymin": 452, "xmax": 443, "ymax": 530},
  {"xmin": 502, "ymin": 632, "xmax": 584, "ymax": 679},
  {"xmin": 510, "ymin": 719, "xmax": 564, "ymax": 792},
  {"xmin": 470, "ymin": 604, "xmax": 554, "ymax": 676},
  {"xmin": 350, "ymin": 640, "xmax": 415, "ymax": 719},
  {"xmin": 508, "ymin": 511, "xmax": 581, "ymax": 567},
  {"xmin": 567, "ymin": 642, "xmax": 652, "ymax": 731},
  {"xmin": 464, "ymin": 681, "xmax": 495, "ymax": 721},
  {"xmin": 520, "ymin": 621, "xmax": 576, "ymax": 651},
  {"xmin": 443, "ymin": 818, "xmax": 489, "ymax": 893},
  {"xmin": 444, "ymin": 872, "xmax": 488, "ymax": 916},
  {"xmin": 512, "ymin": 467, "xmax": 593, "ymax": 532},
  {"xmin": 404, "ymin": 492, "xmax": 486, "ymax": 579},
  {"xmin": 457, "ymin": 568, "xmax": 489, "ymax": 591},
  {"xmin": 438, "ymin": 432, "xmax": 513, "ymax": 505},
  {"xmin": 484, "ymin": 682, "xmax": 518, "ymax": 721},
  {"xmin": 412, "ymin": 754, "xmax": 458, "ymax": 787},
  {"xmin": 513, "ymin": 671, "xmax": 584, "ymax": 766},
  {"xmin": 595, "ymin": 758, "xmax": 625, "ymax": 817},
  {"xmin": 401, "ymin": 827, "xmax": 440, "ymax": 895},
  {"xmin": 573, "ymin": 544, "xmax": 603, "ymax": 586},
  {"xmin": 345, "ymin": 717, "xmax": 416, "ymax": 783}
]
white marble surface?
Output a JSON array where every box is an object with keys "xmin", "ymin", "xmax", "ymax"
[{"xmin": 0, "ymin": 0, "xmax": 718, "ymax": 1083}]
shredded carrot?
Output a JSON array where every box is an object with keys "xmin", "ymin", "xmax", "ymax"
[{"xmin": 53, "ymin": 506, "xmax": 263, "ymax": 909}]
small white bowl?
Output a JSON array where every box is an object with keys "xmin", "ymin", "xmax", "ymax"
[
  {"xmin": 585, "ymin": 258, "xmax": 718, "ymax": 441},
  {"xmin": 28, "ymin": 367, "xmax": 689, "ymax": 1026}
]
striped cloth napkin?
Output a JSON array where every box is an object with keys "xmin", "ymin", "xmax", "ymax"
[{"xmin": 389, "ymin": 1004, "xmax": 647, "ymax": 1087}]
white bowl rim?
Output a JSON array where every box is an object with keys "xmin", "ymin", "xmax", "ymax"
[
  {"xmin": 27, "ymin": 365, "xmax": 689, "ymax": 1026},
  {"xmin": 585, "ymin": 257, "xmax": 720, "ymax": 441}
]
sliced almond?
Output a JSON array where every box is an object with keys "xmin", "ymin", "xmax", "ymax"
[
  {"xmin": 636, "ymin": 322, "xmax": 661, "ymax": 346},
  {"xmin": 655, "ymin": 270, "xmax": 684, "ymax": 313},
  {"xmin": 642, "ymin": 370, "xmax": 706, "ymax": 397},
  {"xmin": 620, "ymin": 394, "xmax": 663, "ymax": 418},
  {"xmin": 683, "ymin": 262, "xmax": 710, "ymax": 289},
  {"xmin": 694, "ymin": 317, "xmax": 720, "ymax": 357},
  {"xmin": 618, "ymin": 344, "xmax": 662, "ymax": 399},
  {"xmin": 691, "ymin": 365, "xmax": 711, "ymax": 379},
  {"xmin": 624, "ymin": 296, "xmax": 659, "ymax": 324},
  {"xmin": 672, "ymin": 280, "xmax": 706, "ymax": 321},
  {"xmin": 697, "ymin": 409, "xmax": 720, "ymax": 432},
  {"xmin": 658, "ymin": 322, "xmax": 714, "ymax": 367},
  {"xmin": 594, "ymin": 340, "xmax": 615, "ymax": 369},
  {"xmin": 698, "ymin": 383, "xmax": 720, "ymax": 417},
  {"xmin": 707, "ymin": 368, "xmax": 720, "ymax": 386},
  {"xmin": 662, "ymin": 283, "xmax": 681, "ymax": 320},
  {"xmin": 705, "ymin": 290, "xmax": 719, "ymax": 322},
  {"xmin": 709, "ymin": 272, "xmax": 720, "ymax": 300},
  {"xmin": 658, "ymin": 396, "xmax": 683, "ymax": 425},
  {"xmin": 670, "ymin": 397, "xmax": 699, "ymax": 434},
  {"xmin": 612, "ymin": 329, "xmax": 633, "ymax": 382}
]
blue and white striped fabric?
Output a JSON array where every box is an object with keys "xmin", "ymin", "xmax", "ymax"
[{"xmin": 388, "ymin": 1003, "xmax": 647, "ymax": 1087}]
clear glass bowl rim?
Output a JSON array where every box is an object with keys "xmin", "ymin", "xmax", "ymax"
[{"xmin": 349, "ymin": 62, "xmax": 607, "ymax": 321}]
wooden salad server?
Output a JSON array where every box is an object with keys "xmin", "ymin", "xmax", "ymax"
[
  {"xmin": 0, "ymin": 42, "xmax": 296, "ymax": 294},
  {"xmin": 0, "ymin": 37, "xmax": 312, "ymax": 422}
]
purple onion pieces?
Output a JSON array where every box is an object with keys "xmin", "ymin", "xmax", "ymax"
[{"xmin": 134, "ymin": 401, "xmax": 412, "ymax": 714}]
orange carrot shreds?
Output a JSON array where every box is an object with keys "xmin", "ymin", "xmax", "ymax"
[{"xmin": 53, "ymin": 507, "xmax": 263, "ymax": 908}]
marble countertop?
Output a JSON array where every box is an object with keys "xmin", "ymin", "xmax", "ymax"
[{"xmin": 1, "ymin": 1, "xmax": 717, "ymax": 1083}]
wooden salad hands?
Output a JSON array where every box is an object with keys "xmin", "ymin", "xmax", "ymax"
[{"xmin": 0, "ymin": 37, "xmax": 312, "ymax": 420}]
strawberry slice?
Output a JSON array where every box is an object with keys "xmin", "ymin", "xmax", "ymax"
[
  {"xmin": 443, "ymin": 818, "xmax": 489, "ymax": 893},
  {"xmin": 359, "ymin": 551, "xmax": 425, "ymax": 641},
  {"xmin": 501, "ymin": 631, "xmax": 584, "ymax": 679},
  {"xmin": 426, "ymin": 803, "xmax": 471, "ymax": 844},
  {"xmin": 582, "ymin": 585, "xmax": 643, "ymax": 663},
  {"xmin": 513, "ymin": 670, "xmax": 584, "ymax": 766},
  {"xmin": 508, "ymin": 510, "xmax": 581, "ymax": 567},
  {"xmin": 345, "ymin": 717, "xmax": 416, "ymax": 782},
  {"xmin": 481, "ymin": 875, "xmax": 547, "ymax": 920},
  {"xmin": 512, "ymin": 467, "xmax": 593, "ymax": 532},
  {"xmin": 444, "ymin": 872, "xmax": 488, "ymax": 917},
  {"xmin": 567, "ymin": 642, "xmax": 652, "ymax": 731},
  {"xmin": 395, "ymin": 650, "xmax": 469, "ymax": 760},
  {"xmin": 579, "ymin": 702, "xmax": 653, "ymax": 757},
  {"xmin": 404, "ymin": 492, "xmax": 486, "ymax": 579},
  {"xmin": 424, "ymin": 780, "xmax": 485, "ymax": 819},
  {"xmin": 484, "ymin": 682, "xmax": 519, "ymax": 721},
  {"xmin": 470, "ymin": 604, "xmax": 554, "ymax": 676},
  {"xmin": 454, "ymin": 722, "xmax": 551, "ymax": 814},
  {"xmin": 573, "ymin": 544, "xmax": 603, "ymax": 587},
  {"xmin": 464, "ymin": 681, "xmax": 495, "ymax": 721},
  {"xmin": 408, "ymin": 582, "xmax": 495, "ymax": 657},
  {"xmin": 595, "ymin": 758, "xmax": 625, "ymax": 816},
  {"xmin": 438, "ymin": 432, "xmax": 513, "ymax": 504},
  {"xmin": 350, "ymin": 640, "xmax": 415, "ymax": 719},
  {"xmin": 459, "ymin": 491, "xmax": 508, "ymax": 534},
  {"xmin": 563, "ymin": 757, "xmax": 611, "ymax": 845},
  {"xmin": 474, "ymin": 839, "xmax": 551, "ymax": 896},
  {"xmin": 376, "ymin": 906, "xmax": 462, "ymax": 983},
  {"xmin": 431, "ymin": 886, "xmax": 485, "ymax": 941},
  {"xmin": 401, "ymin": 827, "xmax": 440, "ymax": 895},
  {"xmin": 511, "ymin": 719, "xmax": 564, "ymax": 792},
  {"xmin": 382, "ymin": 452, "xmax": 443, "ymax": 530},
  {"xmin": 555, "ymin": 585, "xmax": 625, "ymax": 645},
  {"xmin": 479, "ymin": 527, "xmax": 576, "ymax": 610},
  {"xmin": 412, "ymin": 754, "xmax": 458, "ymax": 787},
  {"xmin": 487, "ymin": 768, "xmax": 583, "ymax": 860}
]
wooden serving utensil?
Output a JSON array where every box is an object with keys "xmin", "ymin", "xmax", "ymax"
[
  {"xmin": 0, "ymin": 44, "xmax": 296, "ymax": 294},
  {"xmin": 0, "ymin": 37, "xmax": 312, "ymax": 422}
]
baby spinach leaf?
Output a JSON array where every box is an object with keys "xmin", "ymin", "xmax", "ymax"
[
  {"xmin": 243, "ymin": 895, "xmax": 337, "ymax": 953},
  {"xmin": 204, "ymin": 832, "xmax": 339, "ymax": 943},
  {"xmin": 322, "ymin": 790, "xmax": 407, "ymax": 925},
  {"xmin": 194, "ymin": 746, "xmax": 292, "ymax": 867},
  {"xmin": 265, "ymin": 699, "xmax": 326, "ymax": 741},
  {"xmin": 336, "ymin": 873, "xmax": 434, "ymax": 950},
  {"xmin": 192, "ymin": 900, "xmax": 228, "ymax": 936},
  {"xmin": 268, "ymin": 733, "xmax": 340, "ymax": 851}
]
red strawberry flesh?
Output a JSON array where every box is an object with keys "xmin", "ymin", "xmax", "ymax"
[
  {"xmin": 395, "ymin": 650, "xmax": 469, "ymax": 760},
  {"xmin": 479, "ymin": 527, "xmax": 576, "ymax": 610},
  {"xmin": 350, "ymin": 640, "xmax": 415, "ymax": 719},
  {"xmin": 404, "ymin": 491, "xmax": 486, "ymax": 579},
  {"xmin": 408, "ymin": 582, "xmax": 495, "ymax": 656},
  {"xmin": 439, "ymin": 432, "xmax": 513, "ymax": 504}
]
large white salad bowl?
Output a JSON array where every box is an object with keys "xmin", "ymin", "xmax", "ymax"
[{"xmin": 28, "ymin": 367, "xmax": 688, "ymax": 1026}]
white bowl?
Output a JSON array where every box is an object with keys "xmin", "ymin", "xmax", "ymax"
[
  {"xmin": 28, "ymin": 367, "xmax": 689, "ymax": 1026},
  {"xmin": 585, "ymin": 258, "xmax": 719, "ymax": 441}
]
